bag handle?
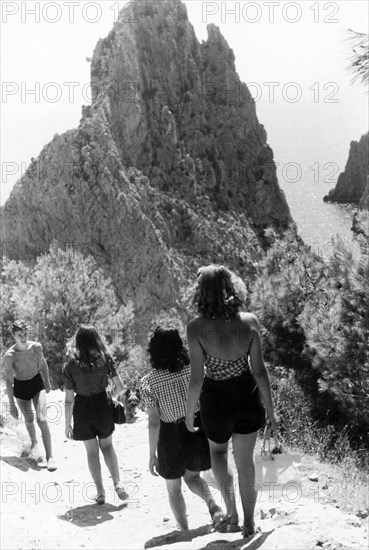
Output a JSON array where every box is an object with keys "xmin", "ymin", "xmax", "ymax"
[{"xmin": 261, "ymin": 424, "xmax": 281, "ymax": 457}]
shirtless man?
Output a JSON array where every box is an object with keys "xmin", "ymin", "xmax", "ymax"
[{"xmin": 4, "ymin": 320, "xmax": 57, "ymax": 471}]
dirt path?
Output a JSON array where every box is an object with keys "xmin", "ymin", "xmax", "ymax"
[{"xmin": 1, "ymin": 390, "xmax": 367, "ymax": 550}]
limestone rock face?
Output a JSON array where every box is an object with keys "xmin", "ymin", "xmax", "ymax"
[
  {"xmin": 2, "ymin": 0, "xmax": 293, "ymax": 334},
  {"xmin": 91, "ymin": 0, "xmax": 291, "ymax": 228},
  {"xmin": 324, "ymin": 133, "xmax": 369, "ymax": 205},
  {"xmin": 359, "ymin": 175, "xmax": 369, "ymax": 209},
  {"xmin": 2, "ymin": 103, "xmax": 175, "ymax": 319}
]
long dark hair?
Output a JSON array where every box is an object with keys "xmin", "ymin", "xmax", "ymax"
[
  {"xmin": 67, "ymin": 325, "xmax": 111, "ymax": 367},
  {"xmin": 148, "ymin": 326, "xmax": 189, "ymax": 373},
  {"xmin": 192, "ymin": 264, "xmax": 247, "ymax": 320}
]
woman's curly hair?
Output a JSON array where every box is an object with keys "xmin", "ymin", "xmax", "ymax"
[
  {"xmin": 192, "ymin": 265, "xmax": 247, "ymax": 320},
  {"xmin": 148, "ymin": 326, "xmax": 189, "ymax": 373}
]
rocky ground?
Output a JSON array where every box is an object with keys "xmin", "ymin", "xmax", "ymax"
[{"xmin": 1, "ymin": 390, "xmax": 368, "ymax": 550}]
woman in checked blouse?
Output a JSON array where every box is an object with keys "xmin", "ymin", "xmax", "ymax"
[
  {"xmin": 185, "ymin": 265, "xmax": 279, "ymax": 539},
  {"xmin": 63, "ymin": 325, "xmax": 127, "ymax": 505},
  {"xmin": 141, "ymin": 326, "xmax": 225, "ymax": 531}
]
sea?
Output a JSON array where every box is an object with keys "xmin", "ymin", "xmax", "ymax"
[{"xmin": 279, "ymin": 173, "xmax": 357, "ymax": 258}]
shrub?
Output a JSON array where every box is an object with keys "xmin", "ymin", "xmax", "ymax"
[
  {"xmin": 250, "ymin": 233, "xmax": 326, "ymax": 371},
  {"xmin": 299, "ymin": 236, "xmax": 369, "ymax": 443},
  {"xmin": 252, "ymin": 230, "xmax": 369, "ymax": 451},
  {"xmin": 1, "ymin": 242, "xmax": 133, "ymax": 387},
  {"xmin": 270, "ymin": 367, "xmax": 364, "ymax": 466}
]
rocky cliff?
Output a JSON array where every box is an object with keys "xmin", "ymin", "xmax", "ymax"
[
  {"xmin": 2, "ymin": 0, "xmax": 293, "ymax": 335},
  {"xmin": 359, "ymin": 175, "xmax": 369, "ymax": 209},
  {"xmin": 324, "ymin": 133, "xmax": 369, "ymax": 205}
]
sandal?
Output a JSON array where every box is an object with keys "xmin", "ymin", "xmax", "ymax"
[
  {"xmin": 209, "ymin": 504, "xmax": 227, "ymax": 531},
  {"xmin": 242, "ymin": 526, "xmax": 261, "ymax": 539},
  {"xmin": 37, "ymin": 457, "xmax": 48, "ymax": 468},
  {"xmin": 47, "ymin": 457, "xmax": 57, "ymax": 472},
  {"xmin": 209, "ymin": 505, "xmax": 241, "ymax": 533},
  {"xmin": 95, "ymin": 494, "xmax": 105, "ymax": 505},
  {"xmin": 114, "ymin": 482, "xmax": 129, "ymax": 501},
  {"xmin": 220, "ymin": 518, "xmax": 242, "ymax": 533}
]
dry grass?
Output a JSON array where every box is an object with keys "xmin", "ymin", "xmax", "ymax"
[
  {"xmin": 297, "ymin": 450, "xmax": 369, "ymax": 513},
  {"xmin": 268, "ymin": 367, "xmax": 369, "ymax": 514}
]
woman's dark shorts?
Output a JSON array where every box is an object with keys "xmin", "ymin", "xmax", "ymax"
[
  {"xmin": 157, "ymin": 412, "xmax": 211, "ymax": 479},
  {"xmin": 14, "ymin": 373, "xmax": 45, "ymax": 400},
  {"xmin": 200, "ymin": 370, "xmax": 266, "ymax": 444},
  {"xmin": 73, "ymin": 391, "xmax": 114, "ymax": 441}
]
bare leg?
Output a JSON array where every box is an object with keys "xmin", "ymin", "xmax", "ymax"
[
  {"xmin": 84, "ymin": 438, "xmax": 104, "ymax": 497},
  {"xmin": 183, "ymin": 469, "xmax": 217, "ymax": 508},
  {"xmin": 99, "ymin": 435, "xmax": 128, "ymax": 501},
  {"xmin": 16, "ymin": 398, "xmax": 38, "ymax": 449},
  {"xmin": 232, "ymin": 431, "xmax": 258, "ymax": 534},
  {"xmin": 183, "ymin": 469, "xmax": 225, "ymax": 526},
  {"xmin": 165, "ymin": 478, "xmax": 188, "ymax": 530},
  {"xmin": 208, "ymin": 439, "xmax": 238, "ymax": 524},
  {"xmin": 98, "ymin": 435, "xmax": 119, "ymax": 485},
  {"xmin": 33, "ymin": 391, "xmax": 52, "ymax": 460}
]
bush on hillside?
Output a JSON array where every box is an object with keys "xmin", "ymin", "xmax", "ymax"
[
  {"xmin": 251, "ymin": 230, "xmax": 369, "ymax": 450},
  {"xmin": 299, "ymin": 235, "xmax": 369, "ymax": 443},
  {"xmin": 270, "ymin": 366, "xmax": 367, "ymax": 472},
  {"xmin": 250, "ymin": 233, "xmax": 327, "ymax": 371},
  {"xmin": 1, "ymin": 242, "xmax": 133, "ymax": 387}
]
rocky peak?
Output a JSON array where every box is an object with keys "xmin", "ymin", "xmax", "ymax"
[
  {"xmin": 89, "ymin": 0, "xmax": 291, "ymax": 227},
  {"xmin": 2, "ymin": 0, "xmax": 293, "ymax": 338},
  {"xmin": 324, "ymin": 132, "xmax": 369, "ymax": 205}
]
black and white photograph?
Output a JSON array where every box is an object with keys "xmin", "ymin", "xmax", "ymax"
[{"xmin": 1, "ymin": 1, "xmax": 368, "ymax": 548}]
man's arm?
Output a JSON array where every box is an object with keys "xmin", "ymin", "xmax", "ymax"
[
  {"xmin": 34, "ymin": 343, "xmax": 51, "ymax": 392},
  {"xmin": 4, "ymin": 354, "xmax": 18, "ymax": 419},
  {"xmin": 185, "ymin": 320, "xmax": 205, "ymax": 432},
  {"xmin": 147, "ymin": 405, "xmax": 160, "ymax": 476}
]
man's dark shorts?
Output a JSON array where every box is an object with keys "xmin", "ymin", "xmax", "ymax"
[
  {"xmin": 13, "ymin": 373, "xmax": 45, "ymax": 400},
  {"xmin": 157, "ymin": 412, "xmax": 211, "ymax": 479},
  {"xmin": 73, "ymin": 391, "xmax": 114, "ymax": 441}
]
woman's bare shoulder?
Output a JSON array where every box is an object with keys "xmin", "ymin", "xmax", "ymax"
[
  {"xmin": 186, "ymin": 316, "xmax": 205, "ymax": 334},
  {"xmin": 239, "ymin": 311, "xmax": 259, "ymax": 328}
]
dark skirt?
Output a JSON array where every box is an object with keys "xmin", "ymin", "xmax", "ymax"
[
  {"xmin": 73, "ymin": 391, "xmax": 114, "ymax": 441},
  {"xmin": 200, "ymin": 370, "xmax": 266, "ymax": 444}
]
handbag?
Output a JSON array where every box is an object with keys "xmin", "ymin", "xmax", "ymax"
[
  {"xmin": 111, "ymin": 398, "xmax": 126, "ymax": 424},
  {"xmin": 255, "ymin": 427, "xmax": 301, "ymax": 500},
  {"xmin": 106, "ymin": 389, "xmax": 126, "ymax": 424},
  {"xmin": 106, "ymin": 357, "xmax": 126, "ymax": 425}
]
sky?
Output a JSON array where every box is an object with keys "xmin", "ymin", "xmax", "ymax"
[{"xmin": 1, "ymin": 0, "xmax": 368, "ymax": 205}]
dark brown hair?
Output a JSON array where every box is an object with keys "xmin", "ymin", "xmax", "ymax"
[
  {"xmin": 68, "ymin": 325, "xmax": 112, "ymax": 367},
  {"xmin": 12, "ymin": 319, "xmax": 28, "ymax": 333},
  {"xmin": 148, "ymin": 326, "xmax": 189, "ymax": 373},
  {"xmin": 192, "ymin": 264, "xmax": 246, "ymax": 320}
]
